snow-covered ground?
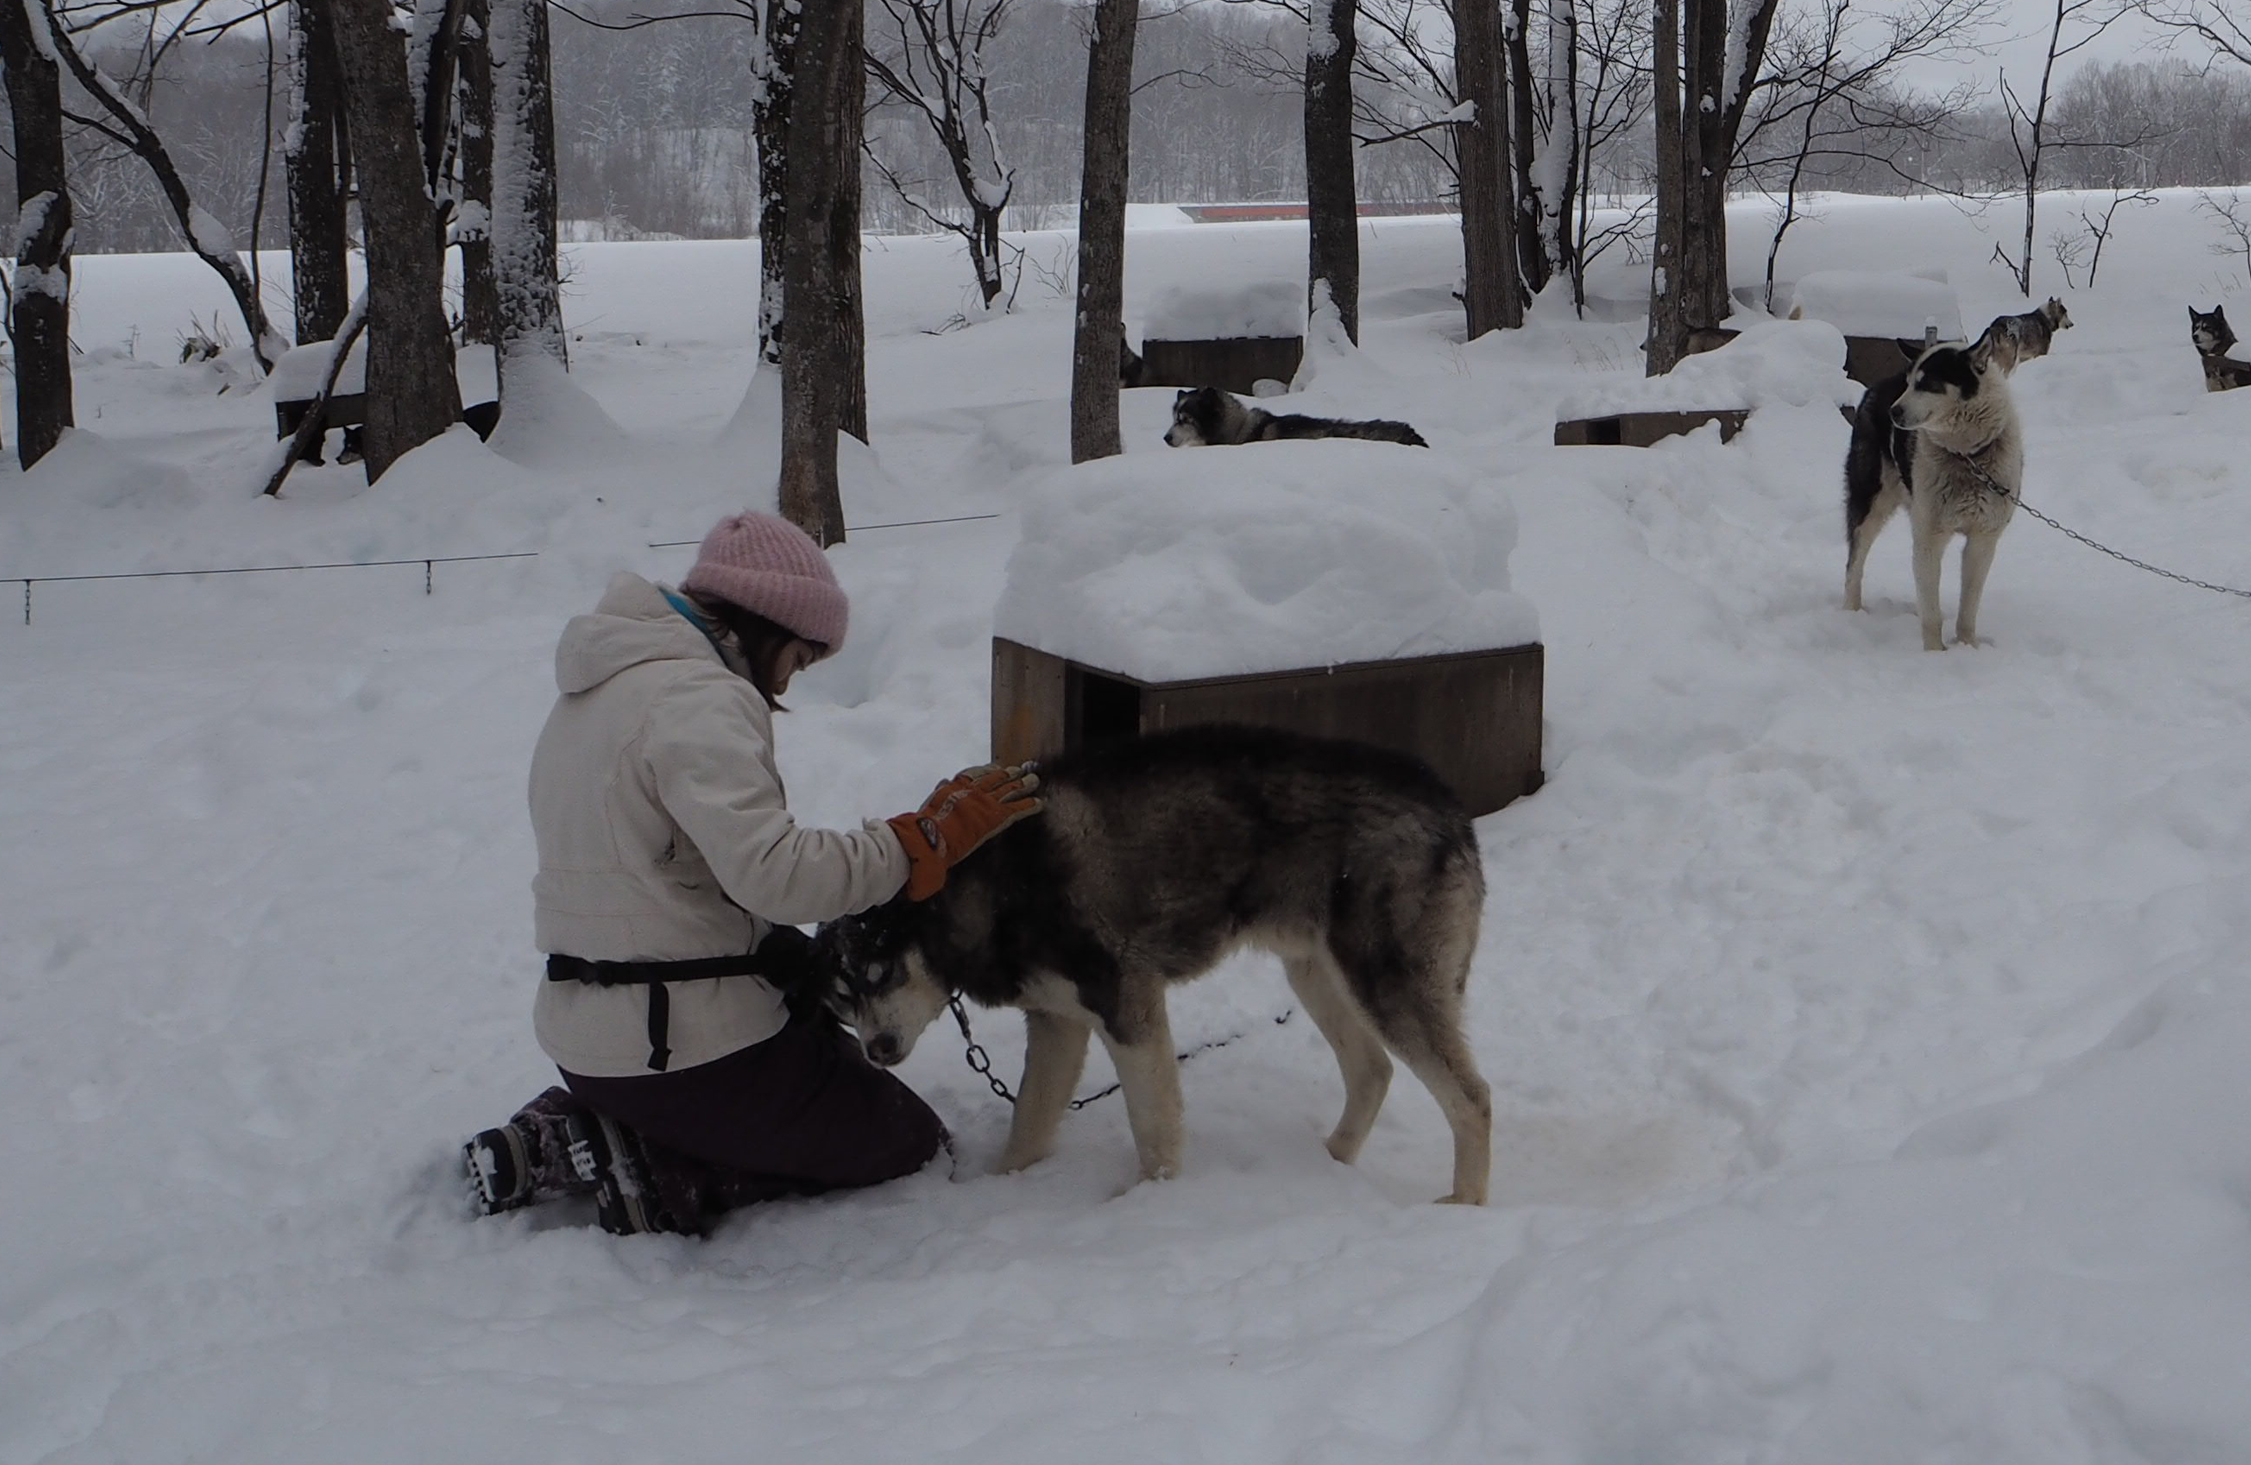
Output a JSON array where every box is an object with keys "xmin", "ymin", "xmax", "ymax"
[{"xmin": 5, "ymin": 191, "xmax": 2251, "ymax": 1463}]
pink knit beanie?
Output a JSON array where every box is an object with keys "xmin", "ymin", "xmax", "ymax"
[{"xmin": 680, "ymin": 512, "xmax": 849, "ymax": 653}]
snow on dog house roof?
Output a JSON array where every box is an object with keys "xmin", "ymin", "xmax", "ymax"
[
  {"xmin": 993, "ymin": 440, "xmax": 1538, "ymax": 683},
  {"xmin": 1787, "ymin": 270, "xmax": 1965, "ymax": 342},
  {"xmin": 1555, "ymin": 318, "xmax": 1858, "ymax": 420},
  {"xmin": 267, "ymin": 336, "xmax": 367, "ymax": 401},
  {"xmin": 1142, "ymin": 279, "xmax": 1303, "ymax": 341}
]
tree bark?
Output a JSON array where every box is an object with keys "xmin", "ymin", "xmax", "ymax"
[
  {"xmin": 1454, "ymin": 0, "xmax": 1521, "ymax": 338},
  {"xmin": 329, "ymin": 0, "xmax": 460, "ymax": 480},
  {"xmin": 287, "ymin": 0, "xmax": 351, "ymax": 345},
  {"xmin": 457, "ymin": 0, "xmax": 499, "ymax": 342},
  {"xmin": 1646, "ymin": 0, "xmax": 1772, "ymax": 374},
  {"xmin": 836, "ymin": 0, "xmax": 867, "ymax": 443},
  {"xmin": 1305, "ymin": 0, "xmax": 1359, "ymax": 342},
  {"xmin": 1, "ymin": 0, "xmax": 73, "ymax": 468},
  {"xmin": 1505, "ymin": 0, "xmax": 1547, "ymax": 295},
  {"xmin": 776, "ymin": 0, "xmax": 862, "ymax": 545},
  {"xmin": 754, "ymin": 0, "xmax": 799, "ymax": 368},
  {"xmin": 489, "ymin": 0, "xmax": 567, "ymax": 381},
  {"xmin": 1069, "ymin": 0, "xmax": 1136, "ymax": 463}
]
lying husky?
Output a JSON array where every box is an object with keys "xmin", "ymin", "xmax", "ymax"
[
  {"xmin": 1164, "ymin": 385, "xmax": 1429, "ymax": 448},
  {"xmin": 1976, "ymin": 297, "xmax": 2071, "ymax": 373},
  {"xmin": 2190, "ymin": 305, "xmax": 2251, "ymax": 392},
  {"xmin": 815, "ymin": 725, "xmax": 1493, "ymax": 1203},
  {"xmin": 1844, "ymin": 336, "xmax": 2025, "ymax": 651}
]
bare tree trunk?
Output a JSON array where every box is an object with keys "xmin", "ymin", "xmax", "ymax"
[
  {"xmin": 1455, "ymin": 0, "xmax": 1522, "ymax": 338},
  {"xmin": 754, "ymin": 0, "xmax": 799, "ymax": 368},
  {"xmin": 457, "ymin": 0, "xmax": 499, "ymax": 343},
  {"xmin": 1305, "ymin": 0, "xmax": 1360, "ymax": 341},
  {"xmin": 776, "ymin": 0, "xmax": 861, "ymax": 545},
  {"xmin": 837, "ymin": 0, "xmax": 867, "ymax": 443},
  {"xmin": 1, "ymin": 0, "xmax": 73, "ymax": 468},
  {"xmin": 1069, "ymin": 0, "xmax": 1136, "ymax": 463},
  {"xmin": 46, "ymin": 8, "xmax": 282, "ymax": 369},
  {"xmin": 1505, "ymin": 0, "xmax": 1548, "ymax": 295},
  {"xmin": 1647, "ymin": 0, "xmax": 1773, "ymax": 374},
  {"xmin": 329, "ymin": 0, "xmax": 460, "ymax": 480},
  {"xmin": 490, "ymin": 0, "xmax": 567, "ymax": 380},
  {"xmin": 287, "ymin": 0, "xmax": 351, "ymax": 344}
]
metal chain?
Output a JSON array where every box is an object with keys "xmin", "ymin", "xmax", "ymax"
[
  {"xmin": 1951, "ymin": 450, "xmax": 2251, "ymax": 601},
  {"xmin": 948, "ymin": 994, "xmax": 1295, "ymax": 1111}
]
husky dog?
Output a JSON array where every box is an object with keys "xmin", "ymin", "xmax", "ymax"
[
  {"xmin": 815, "ymin": 725, "xmax": 1493, "ymax": 1204},
  {"xmin": 1164, "ymin": 386, "xmax": 1429, "ymax": 448},
  {"xmin": 1976, "ymin": 297, "xmax": 2071, "ymax": 373},
  {"xmin": 1843, "ymin": 336, "xmax": 2025, "ymax": 651},
  {"xmin": 2190, "ymin": 305, "xmax": 2251, "ymax": 392}
]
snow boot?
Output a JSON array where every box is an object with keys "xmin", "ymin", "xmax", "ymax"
[
  {"xmin": 464, "ymin": 1087, "xmax": 593, "ymax": 1217},
  {"xmin": 564, "ymin": 1110, "xmax": 699, "ymax": 1237}
]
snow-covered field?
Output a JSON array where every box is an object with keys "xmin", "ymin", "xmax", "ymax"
[{"xmin": 6, "ymin": 191, "xmax": 2251, "ymax": 1463}]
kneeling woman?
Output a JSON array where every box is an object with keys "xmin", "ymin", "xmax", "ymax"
[{"xmin": 465, "ymin": 512, "xmax": 1040, "ymax": 1235}]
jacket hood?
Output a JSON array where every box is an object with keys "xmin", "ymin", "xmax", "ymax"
[{"xmin": 554, "ymin": 572, "xmax": 723, "ymax": 694}]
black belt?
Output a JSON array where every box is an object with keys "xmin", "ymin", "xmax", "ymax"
[{"xmin": 547, "ymin": 950, "xmax": 768, "ymax": 1073}]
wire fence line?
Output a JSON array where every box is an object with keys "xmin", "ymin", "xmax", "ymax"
[{"xmin": 5, "ymin": 513, "xmax": 1007, "ymax": 626}]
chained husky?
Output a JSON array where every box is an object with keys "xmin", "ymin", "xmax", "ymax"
[
  {"xmin": 1844, "ymin": 336, "xmax": 2025, "ymax": 651},
  {"xmin": 814, "ymin": 725, "xmax": 1493, "ymax": 1204},
  {"xmin": 1164, "ymin": 385, "xmax": 1430, "ymax": 448}
]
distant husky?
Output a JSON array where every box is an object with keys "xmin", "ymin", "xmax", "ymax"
[
  {"xmin": 1843, "ymin": 336, "xmax": 2025, "ymax": 651},
  {"xmin": 2190, "ymin": 305, "xmax": 2251, "ymax": 392},
  {"xmin": 814, "ymin": 725, "xmax": 1493, "ymax": 1204},
  {"xmin": 1164, "ymin": 385, "xmax": 1429, "ymax": 448},
  {"xmin": 1976, "ymin": 297, "xmax": 2071, "ymax": 373}
]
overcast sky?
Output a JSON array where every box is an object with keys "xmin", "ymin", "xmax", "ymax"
[{"xmin": 1894, "ymin": 0, "xmax": 2197, "ymax": 98}]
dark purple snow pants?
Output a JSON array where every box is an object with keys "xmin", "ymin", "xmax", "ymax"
[{"xmin": 559, "ymin": 1015, "xmax": 947, "ymax": 1227}]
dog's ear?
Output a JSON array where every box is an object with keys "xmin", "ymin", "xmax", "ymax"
[
  {"xmin": 1968, "ymin": 334, "xmax": 1998, "ymax": 372},
  {"xmin": 1175, "ymin": 388, "xmax": 1193, "ymax": 403}
]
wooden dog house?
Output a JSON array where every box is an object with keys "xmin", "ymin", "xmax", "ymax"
[
  {"xmin": 992, "ymin": 637, "xmax": 1544, "ymax": 818},
  {"xmin": 1137, "ymin": 335, "xmax": 1305, "ymax": 396},
  {"xmin": 1553, "ymin": 408, "xmax": 1749, "ymax": 447}
]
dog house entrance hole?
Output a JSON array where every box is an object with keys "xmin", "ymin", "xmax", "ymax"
[{"xmin": 1070, "ymin": 668, "xmax": 1144, "ymax": 749}]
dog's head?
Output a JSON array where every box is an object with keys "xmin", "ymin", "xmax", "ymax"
[
  {"xmin": 1164, "ymin": 386, "xmax": 1235, "ymax": 447},
  {"xmin": 2040, "ymin": 298, "xmax": 2072, "ymax": 331},
  {"xmin": 2191, "ymin": 305, "xmax": 2236, "ymax": 357},
  {"xmin": 811, "ymin": 900, "xmax": 952, "ymax": 1068},
  {"xmin": 1889, "ymin": 339, "xmax": 1996, "ymax": 430}
]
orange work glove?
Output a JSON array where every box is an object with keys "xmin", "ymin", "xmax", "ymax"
[{"xmin": 886, "ymin": 763, "xmax": 1044, "ymax": 901}]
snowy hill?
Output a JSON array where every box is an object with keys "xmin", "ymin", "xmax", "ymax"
[{"xmin": 4, "ymin": 192, "xmax": 2250, "ymax": 1463}]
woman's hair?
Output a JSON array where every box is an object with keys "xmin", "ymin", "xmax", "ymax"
[{"xmin": 689, "ymin": 593, "xmax": 823, "ymax": 708}]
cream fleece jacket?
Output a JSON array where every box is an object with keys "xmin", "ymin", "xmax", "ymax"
[{"xmin": 529, "ymin": 572, "xmax": 909, "ymax": 1076}]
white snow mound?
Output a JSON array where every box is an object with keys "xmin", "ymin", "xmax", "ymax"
[
  {"xmin": 1557, "ymin": 318, "xmax": 1859, "ymax": 418},
  {"xmin": 1789, "ymin": 268, "xmax": 1965, "ymax": 340},
  {"xmin": 266, "ymin": 336, "xmax": 367, "ymax": 400},
  {"xmin": 1144, "ymin": 279, "xmax": 1302, "ymax": 341},
  {"xmin": 994, "ymin": 440, "xmax": 1538, "ymax": 681}
]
